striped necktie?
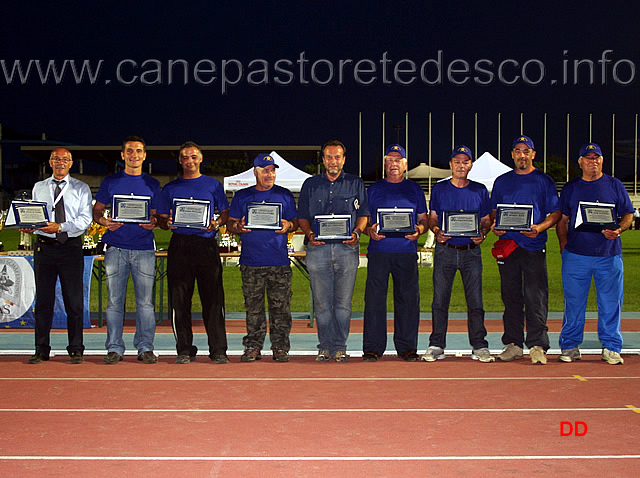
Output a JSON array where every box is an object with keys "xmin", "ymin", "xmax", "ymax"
[{"xmin": 53, "ymin": 180, "xmax": 68, "ymax": 243}]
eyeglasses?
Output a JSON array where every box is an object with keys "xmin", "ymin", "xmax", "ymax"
[{"xmin": 51, "ymin": 157, "xmax": 71, "ymax": 163}]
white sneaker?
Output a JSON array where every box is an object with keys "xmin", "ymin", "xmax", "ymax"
[
  {"xmin": 602, "ymin": 348, "xmax": 624, "ymax": 365},
  {"xmin": 497, "ymin": 343, "xmax": 524, "ymax": 361},
  {"xmin": 420, "ymin": 346, "xmax": 445, "ymax": 362},
  {"xmin": 471, "ymin": 347, "xmax": 495, "ymax": 363},
  {"xmin": 559, "ymin": 347, "xmax": 581, "ymax": 363},
  {"xmin": 529, "ymin": 346, "xmax": 547, "ymax": 365}
]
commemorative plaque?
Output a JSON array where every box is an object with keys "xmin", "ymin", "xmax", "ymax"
[
  {"xmin": 314, "ymin": 214, "xmax": 352, "ymax": 240},
  {"xmin": 9, "ymin": 200, "xmax": 49, "ymax": 227},
  {"xmin": 575, "ymin": 201, "xmax": 619, "ymax": 232},
  {"xmin": 112, "ymin": 194, "xmax": 151, "ymax": 223},
  {"xmin": 172, "ymin": 198, "xmax": 211, "ymax": 228},
  {"xmin": 495, "ymin": 203, "xmax": 534, "ymax": 231},
  {"xmin": 377, "ymin": 208, "xmax": 415, "ymax": 236},
  {"xmin": 441, "ymin": 210, "xmax": 480, "ymax": 237},
  {"xmin": 245, "ymin": 202, "xmax": 282, "ymax": 230}
]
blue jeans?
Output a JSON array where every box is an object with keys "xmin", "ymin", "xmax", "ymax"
[
  {"xmin": 104, "ymin": 247, "xmax": 156, "ymax": 355},
  {"xmin": 560, "ymin": 250, "xmax": 624, "ymax": 352},
  {"xmin": 306, "ymin": 242, "xmax": 359, "ymax": 354},
  {"xmin": 431, "ymin": 243, "xmax": 487, "ymax": 349}
]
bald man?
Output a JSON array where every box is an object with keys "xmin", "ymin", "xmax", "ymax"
[{"xmin": 23, "ymin": 148, "xmax": 92, "ymax": 364}]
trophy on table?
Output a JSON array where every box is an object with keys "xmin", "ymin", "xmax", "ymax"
[
  {"xmin": 216, "ymin": 214, "xmax": 238, "ymax": 253},
  {"xmin": 0, "ymin": 210, "xmax": 6, "ymax": 252},
  {"xmin": 287, "ymin": 230, "xmax": 295, "ymax": 255},
  {"xmin": 0, "ymin": 209, "xmax": 7, "ymax": 232},
  {"xmin": 83, "ymin": 203, "xmax": 109, "ymax": 255}
]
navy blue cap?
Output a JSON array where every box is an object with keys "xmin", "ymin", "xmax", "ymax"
[
  {"xmin": 385, "ymin": 144, "xmax": 406, "ymax": 158},
  {"xmin": 253, "ymin": 153, "xmax": 279, "ymax": 168},
  {"xmin": 579, "ymin": 143, "xmax": 603, "ymax": 157},
  {"xmin": 451, "ymin": 145, "xmax": 474, "ymax": 161},
  {"xmin": 512, "ymin": 135, "xmax": 535, "ymax": 150}
]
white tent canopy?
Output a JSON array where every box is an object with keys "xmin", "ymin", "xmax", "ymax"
[
  {"xmin": 467, "ymin": 152, "xmax": 512, "ymax": 193},
  {"xmin": 224, "ymin": 151, "xmax": 311, "ymax": 192},
  {"xmin": 407, "ymin": 162, "xmax": 451, "ymax": 179}
]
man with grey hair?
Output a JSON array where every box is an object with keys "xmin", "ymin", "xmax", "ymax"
[
  {"xmin": 556, "ymin": 142, "xmax": 633, "ymax": 365},
  {"xmin": 24, "ymin": 148, "xmax": 92, "ymax": 364},
  {"xmin": 421, "ymin": 145, "xmax": 493, "ymax": 363},
  {"xmin": 363, "ymin": 144, "xmax": 428, "ymax": 362},
  {"xmin": 227, "ymin": 153, "xmax": 298, "ymax": 362}
]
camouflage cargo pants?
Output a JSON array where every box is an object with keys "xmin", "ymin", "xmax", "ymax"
[{"xmin": 240, "ymin": 264, "xmax": 292, "ymax": 351}]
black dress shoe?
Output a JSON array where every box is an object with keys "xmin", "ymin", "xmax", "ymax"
[
  {"xmin": 362, "ymin": 351, "xmax": 380, "ymax": 362},
  {"xmin": 398, "ymin": 351, "xmax": 419, "ymax": 362},
  {"xmin": 212, "ymin": 354, "xmax": 230, "ymax": 364},
  {"xmin": 70, "ymin": 352, "xmax": 84, "ymax": 364},
  {"xmin": 28, "ymin": 353, "xmax": 49, "ymax": 364}
]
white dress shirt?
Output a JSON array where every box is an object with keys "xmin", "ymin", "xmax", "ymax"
[{"xmin": 31, "ymin": 174, "xmax": 93, "ymax": 238}]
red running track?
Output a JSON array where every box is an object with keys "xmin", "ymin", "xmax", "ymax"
[{"xmin": 0, "ymin": 355, "xmax": 639, "ymax": 477}]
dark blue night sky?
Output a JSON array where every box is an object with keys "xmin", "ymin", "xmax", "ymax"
[{"xmin": 1, "ymin": 1, "xmax": 638, "ymax": 179}]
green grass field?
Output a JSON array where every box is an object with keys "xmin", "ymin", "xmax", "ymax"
[{"xmin": 2, "ymin": 228, "xmax": 639, "ymax": 313}]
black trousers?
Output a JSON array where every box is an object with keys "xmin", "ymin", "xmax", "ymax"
[
  {"xmin": 363, "ymin": 252, "xmax": 420, "ymax": 355},
  {"xmin": 33, "ymin": 237, "xmax": 84, "ymax": 356},
  {"xmin": 167, "ymin": 233, "xmax": 227, "ymax": 357},
  {"xmin": 497, "ymin": 246, "xmax": 550, "ymax": 350}
]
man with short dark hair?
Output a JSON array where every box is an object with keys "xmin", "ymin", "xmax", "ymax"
[
  {"xmin": 298, "ymin": 140, "xmax": 369, "ymax": 362},
  {"xmin": 363, "ymin": 144, "xmax": 428, "ymax": 362},
  {"xmin": 227, "ymin": 153, "xmax": 298, "ymax": 363},
  {"xmin": 93, "ymin": 136, "xmax": 162, "ymax": 365},
  {"xmin": 421, "ymin": 146, "xmax": 494, "ymax": 363},
  {"xmin": 158, "ymin": 141, "xmax": 229, "ymax": 364},
  {"xmin": 556, "ymin": 143, "xmax": 633, "ymax": 365},
  {"xmin": 25, "ymin": 148, "xmax": 92, "ymax": 364},
  {"xmin": 491, "ymin": 135, "xmax": 561, "ymax": 365}
]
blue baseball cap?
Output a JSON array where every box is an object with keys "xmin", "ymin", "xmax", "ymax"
[
  {"xmin": 451, "ymin": 145, "xmax": 474, "ymax": 161},
  {"xmin": 512, "ymin": 135, "xmax": 535, "ymax": 150},
  {"xmin": 385, "ymin": 144, "xmax": 406, "ymax": 158},
  {"xmin": 253, "ymin": 153, "xmax": 279, "ymax": 168},
  {"xmin": 579, "ymin": 142, "xmax": 603, "ymax": 157}
]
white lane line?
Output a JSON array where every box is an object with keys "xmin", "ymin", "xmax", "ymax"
[
  {"xmin": 0, "ymin": 376, "xmax": 638, "ymax": 381},
  {"xmin": 0, "ymin": 455, "xmax": 639, "ymax": 461},
  {"xmin": 0, "ymin": 407, "xmax": 635, "ymax": 413},
  {"xmin": 2, "ymin": 348, "xmax": 640, "ymax": 357}
]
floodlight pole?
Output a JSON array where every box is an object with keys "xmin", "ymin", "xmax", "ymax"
[
  {"xmin": 566, "ymin": 114, "xmax": 570, "ymax": 182},
  {"xmin": 358, "ymin": 112, "xmax": 362, "ymax": 178},
  {"xmin": 382, "ymin": 112, "xmax": 386, "ymax": 179},
  {"xmin": 612, "ymin": 114, "xmax": 616, "ymax": 178}
]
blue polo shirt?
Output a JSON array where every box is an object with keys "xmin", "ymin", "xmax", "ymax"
[
  {"xmin": 559, "ymin": 174, "xmax": 633, "ymax": 257},
  {"xmin": 159, "ymin": 175, "xmax": 229, "ymax": 238},
  {"xmin": 430, "ymin": 179, "xmax": 490, "ymax": 247},
  {"xmin": 95, "ymin": 171, "xmax": 161, "ymax": 250},
  {"xmin": 491, "ymin": 169, "xmax": 559, "ymax": 251},
  {"xmin": 367, "ymin": 178, "xmax": 427, "ymax": 253},
  {"xmin": 229, "ymin": 185, "xmax": 297, "ymax": 266}
]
